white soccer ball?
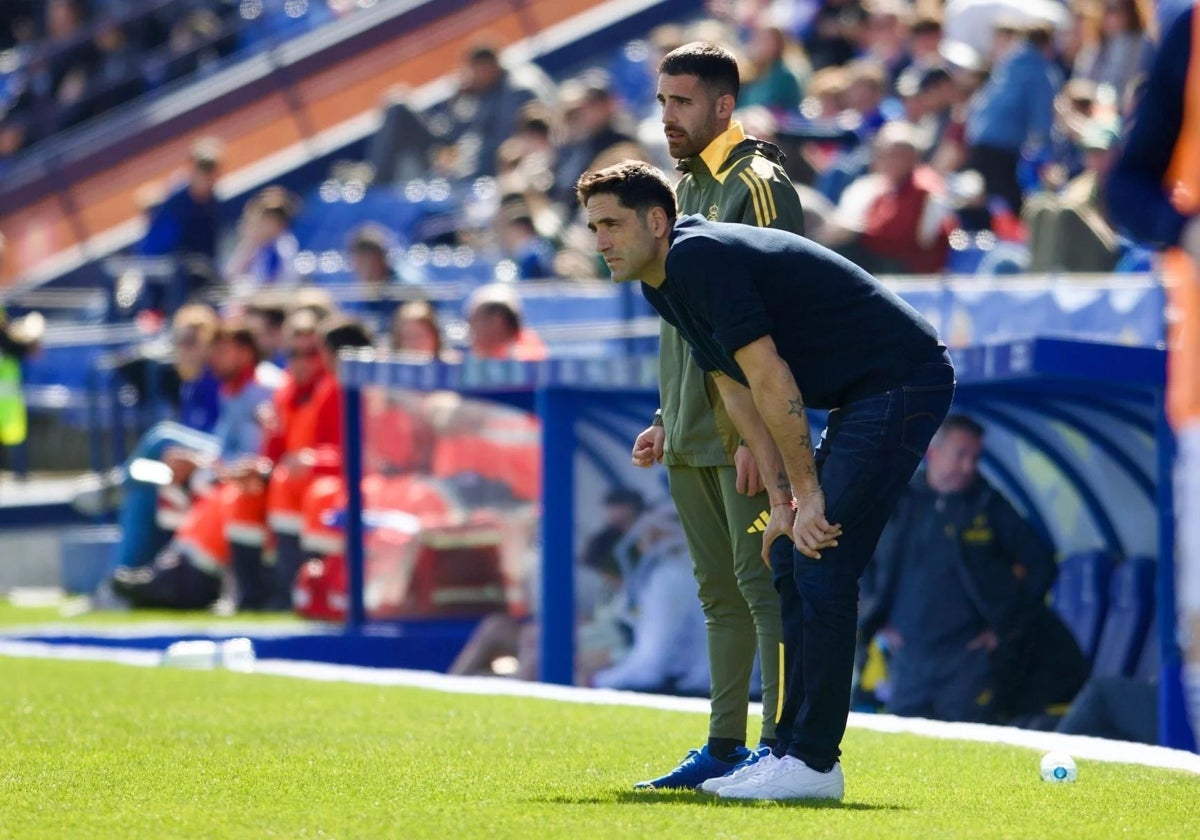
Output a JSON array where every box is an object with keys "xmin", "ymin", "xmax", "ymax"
[{"xmin": 1040, "ymin": 751, "xmax": 1078, "ymax": 783}]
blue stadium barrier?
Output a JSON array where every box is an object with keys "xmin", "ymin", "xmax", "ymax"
[
  {"xmin": 1053, "ymin": 550, "xmax": 1115, "ymax": 663},
  {"xmin": 1091, "ymin": 556, "xmax": 1156, "ymax": 678}
]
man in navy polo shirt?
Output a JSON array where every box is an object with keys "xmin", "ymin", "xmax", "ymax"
[{"xmin": 577, "ymin": 160, "xmax": 955, "ymax": 801}]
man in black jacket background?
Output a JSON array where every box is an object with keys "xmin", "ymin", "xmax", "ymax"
[{"xmin": 859, "ymin": 415, "xmax": 1087, "ymax": 723}]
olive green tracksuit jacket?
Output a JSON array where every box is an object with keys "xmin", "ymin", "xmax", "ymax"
[{"xmin": 660, "ymin": 121, "xmax": 806, "ymax": 742}]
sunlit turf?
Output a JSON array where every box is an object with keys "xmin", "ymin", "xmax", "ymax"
[{"xmin": 2, "ymin": 657, "xmax": 1198, "ymax": 839}]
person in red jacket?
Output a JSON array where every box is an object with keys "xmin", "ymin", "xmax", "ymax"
[
  {"xmin": 110, "ymin": 311, "xmax": 374, "ymax": 612},
  {"xmin": 232, "ymin": 314, "xmax": 373, "ymax": 609},
  {"xmin": 820, "ymin": 121, "xmax": 950, "ymax": 274},
  {"xmin": 265, "ymin": 318, "xmax": 374, "ymax": 600},
  {"xmin": 144, "ymin": 310, "xmax": 334, "ymax": 610}
]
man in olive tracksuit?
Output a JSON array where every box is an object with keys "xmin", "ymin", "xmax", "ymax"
[{"xmin": 630, "ymin": 42, "xmax": 807, "ymax": 790}]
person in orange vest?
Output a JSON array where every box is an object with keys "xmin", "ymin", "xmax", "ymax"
[
  {"xmin": 224, "ymin": 313, "xmax": 374, "ymax": 610},
  {"xmin": 139, "ymin": 309, "xmax": 338, "ymax": 609},
  {"xmin": 261, "ymin": 316, "xmax": 374, "ymax": 605},
  {"xmin": 1107, "ymin": 3, "xmax": 1200, "ymax": 740}
]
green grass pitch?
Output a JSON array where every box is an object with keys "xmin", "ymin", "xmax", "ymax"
[{"xmin": 2, "ymin": 656, "xmax": 1199, "ymax": 839}]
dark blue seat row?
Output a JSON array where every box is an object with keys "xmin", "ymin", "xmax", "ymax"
[
  {"xmin": 289, "ymin": 182, "xmax": 463, "ymax": 256},
  {"xmin": 1052, "ymin": 551, "xmax": 1157, "ymax": 680}
]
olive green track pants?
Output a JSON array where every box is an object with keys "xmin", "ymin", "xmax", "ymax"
[{"xmin": 668, "ymin": 463, "xmax": 782, "ymax": 741}]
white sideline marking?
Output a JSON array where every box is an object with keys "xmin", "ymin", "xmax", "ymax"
[
  {"xmin": 2, "ymin": 621, "xmax": 337, "ymax": 639},
  {"xmin": 2, "ymin": 638, "xmax": 1198, "ymax": 776},
  {"xmin": 0, "ymin": 640, "xmax": 162, "ymax": 667}
]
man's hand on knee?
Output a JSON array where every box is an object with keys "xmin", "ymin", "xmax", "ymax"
[{"xmin": 792, "ymin": 489, "xmax": 842, "ymax": 560}]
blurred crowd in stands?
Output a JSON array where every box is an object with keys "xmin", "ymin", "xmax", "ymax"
[
  {"xmin": 0, "ymin": 0, "xmax": 370, "ymax": 169},
  {"xmin": 2, "ymin": 0, "xmax": 1177, "ymax": 293},
  {"xmin": 313, "ymin": 0, "xmax": 1167, "ymax": 281},
  {"xmin": 79, "ymin": 0, "xmax": 1158, "ymax": 340}
]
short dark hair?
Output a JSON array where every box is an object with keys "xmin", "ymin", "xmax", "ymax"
[
  {"xmin": 321, "ymin": 317, "xmax": 374, "ymax": 354},
  {"xmin": 658, "ymin": 41, "xmax": 740, "ymax": 101},
  {"xmin": 244, "ymin": 294, "xmax": 289, "ymax": 331},
  {"xmin": 575, "ymin": 160, "xmax": 678, "ymax": 226},
  {"xmin": 214, "ymin": 318, "xmax": 263, "ymax": 363},
  {"xmin": 1025, "ymin": 23, "xmax": 1055, "ymax": 49},
  {"xmin": 604, "ymin": 487, "xmax": 645, "ymax": 509},
  {"xmin": 474, "ymin": 301, "xmax": 521, "ymax": 335},
  {"xmin": 468, "ymin": 43, "xmax": 500, "ymax": 64},
  {"xmin": 911, "ymin": 15, "xmax": 942, "ymax": 36},
  {"xmin": 935, "ymin": 414, "xmax": 985, "ymax": 442},
  {"xmin": 919, "ymin": 66, "xmax": 952, "ymax": 93}
]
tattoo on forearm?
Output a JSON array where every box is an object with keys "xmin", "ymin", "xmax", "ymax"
[
  {"xmin": 775, "ymin": 471, "xmax": 790, "ymax": 494},
  {"xmin": 787, "ymin": 396, "xmax": 806, "ymax": 418}
]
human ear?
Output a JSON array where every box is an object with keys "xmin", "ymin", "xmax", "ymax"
[
  {"xmin": 650, "ymin": 207, "xmax": 670, "ymax": 237},
  {"xmin": 716, "ymin": 93, "xmax": 735, "ymax": 121}
]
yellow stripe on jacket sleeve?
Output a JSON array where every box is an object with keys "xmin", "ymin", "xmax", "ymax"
[
  {"xmin": 738, "ymin": 169, "xmax": 769, "ymax": 227},
  {"xmin": 747, "ymin": 167, "xmax": 779, "ymax": 221},
  {"xmin": 738, "ymin": 169, "xmax": 778, "ymax": 227},
  {"xmin": 760, "ymin": 172, "xmax": 779, "ymax": 220}
]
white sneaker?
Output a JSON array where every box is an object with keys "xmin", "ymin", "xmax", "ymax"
[
  {"xmin": 717, "ymin": 755, "xmax": 845, "ymax": 801},
  {"xmin": 697, "ymin": 752, "xmax": 779, "ymax": 795}
]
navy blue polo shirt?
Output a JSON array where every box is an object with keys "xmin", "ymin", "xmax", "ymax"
[{"xmin": 641, "ymin": 215, "xmax": 944, "ymax": 409}]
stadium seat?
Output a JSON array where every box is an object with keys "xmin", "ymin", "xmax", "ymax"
[
  {"xmin": 1052, "ymin": 550, "xmax": 1115, "ymax": 663},
  {"xmin": 1114, "ymin": 240, "xmax": 1157, "ymax": 273},
  {"xmin": 944, "ymin": 242, "xmax": 988, "ymax": 275},
  {"xmin": 606, "ymin": 39, "xmax": 657, "ymax": 119},
  {"xmin": 975, "ymin": 241, "xmax": 1031, "ymax": 276},
  {"xmin": 1091, "ymin": 556, "xmax": 1156, "ymax": 677},
  {"xmin": 1134, "ymin": 607, "xmax": 1161, "ymax": 682},
  {"xmin": 431, "ymin": 413, "xmax": 541, "ymax": 502}
]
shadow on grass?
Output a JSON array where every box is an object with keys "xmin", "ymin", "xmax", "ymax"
[{"xmin": 536, "ymin": 791, "xmax": 906, "ymax": 811}]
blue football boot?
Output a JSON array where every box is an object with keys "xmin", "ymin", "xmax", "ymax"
[{"xmin": 633, "ymin": 744, "xmax": 750, "ymax": 790}]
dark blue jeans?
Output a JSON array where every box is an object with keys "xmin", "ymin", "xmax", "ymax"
[{"xmin": 771, "ymin": 356, "xmax": 955, "ymax": 770}]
